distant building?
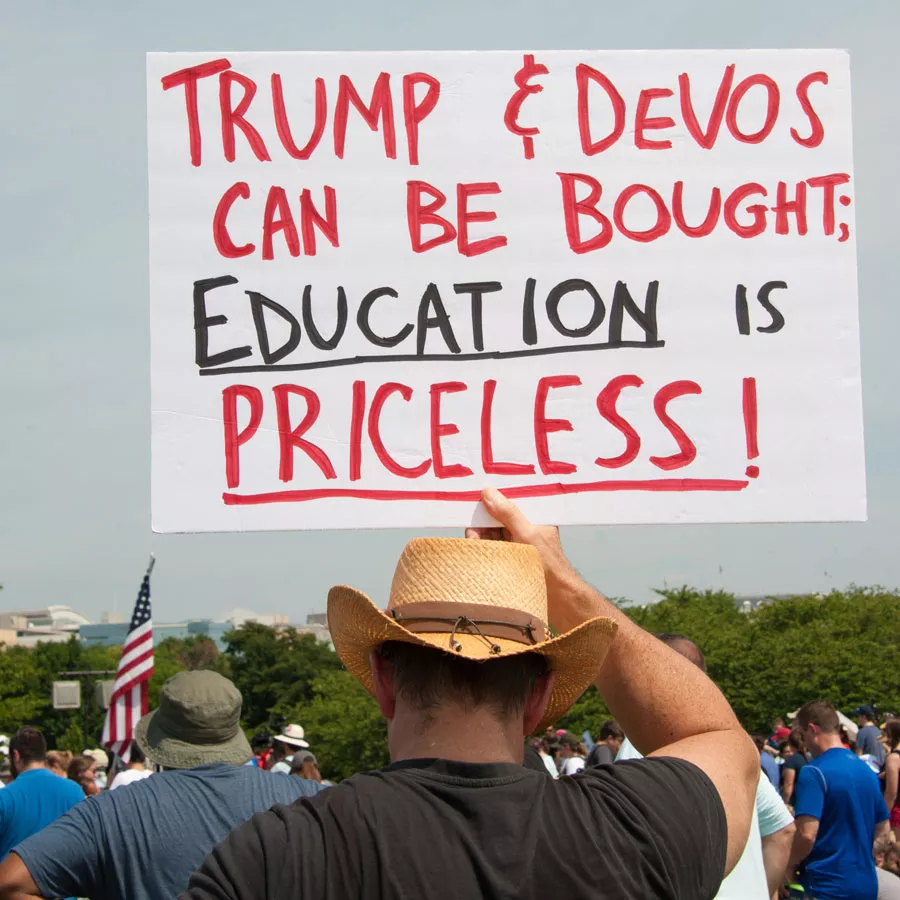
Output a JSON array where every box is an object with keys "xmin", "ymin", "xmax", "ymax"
[
  {"xmin": 298, "ymin": 613, "xmax": 331, "ymax": 645},
  {"xmin": 0, "ymin": 606, "xmax": 92, "ymax": 648},
  {"xmin": 80, "ymin": 609, "xmax": 331, "ymax": 650}
]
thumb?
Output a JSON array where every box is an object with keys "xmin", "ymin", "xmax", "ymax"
[{"xmin": 481, "ymin": 488, "xmax": 531, "ymax": 540}]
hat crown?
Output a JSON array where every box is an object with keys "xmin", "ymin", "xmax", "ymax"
[
  {"xmin": 388, "ymin": 537, "xmax": 547, "ymax": 623},
  {"xmin": 156, "ymin": 670, "xmax": 243, "ymax": 746},
  {"xmin": 282, "ymin": 724, "xmax": 305, "ymax": 740}
]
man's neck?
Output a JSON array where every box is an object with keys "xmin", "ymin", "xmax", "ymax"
[
  {"xmin": 15, "ymin": 762, "xmax": 47, "ymax": 776},
  {"xmin": 388, "ymin": 704, "xmax": 524, "ymax": 765},
  {"xmin": 812, "ymin": 734, "xmax": 844, "ymax": 757}
]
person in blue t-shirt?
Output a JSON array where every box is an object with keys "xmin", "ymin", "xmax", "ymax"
[
  {"xmin": 754, "ymin": 734, "xmax": 781, "ymax": 790},
  {"xmin": 787, "ymin": 700, "xmax": 890, "ymax": 900},
  {"xmin": 0, "ymin": 727, "xmax": 85, "ymax": 860}
]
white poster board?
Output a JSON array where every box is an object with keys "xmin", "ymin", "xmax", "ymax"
[{"xmin": 147, "ymin": 49, "xmax": 865, "ymax": 531}]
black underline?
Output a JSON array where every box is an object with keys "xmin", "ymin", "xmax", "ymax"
[{"xmin": 197, "ymin": 340, "xmax": 665, "ymax": 376}]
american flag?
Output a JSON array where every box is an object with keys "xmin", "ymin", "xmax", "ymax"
[{"xmin": 101, "ymin": 563, "xmax": 154, "ymax": 760}]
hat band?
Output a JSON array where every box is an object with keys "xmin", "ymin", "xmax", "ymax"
[{"xmin": 389, "ymin": 601, "xmax": 548, "ymax": 649}]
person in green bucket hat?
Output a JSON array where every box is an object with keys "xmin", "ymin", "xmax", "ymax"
[
  {"xmin": 0, "ymin": 671, "xmax": 326, "ymax": 900},
  {"xmin": 134, "ymin": 670, "xmax": 254, "ymax": 769}
]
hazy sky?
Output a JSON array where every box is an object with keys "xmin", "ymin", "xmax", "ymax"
[{"xmin": 1, "ymin": 1, "xmax": 898, "ymax": 625}]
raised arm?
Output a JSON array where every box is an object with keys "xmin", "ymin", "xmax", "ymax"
[{"xmin": 475, "ymin": 488, "xmax": 758, "ymax": 874}]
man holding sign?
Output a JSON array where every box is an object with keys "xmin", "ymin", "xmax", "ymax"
[{"xmin": 182, "ymin": 488, "xmax": 758, "ymax": 900}]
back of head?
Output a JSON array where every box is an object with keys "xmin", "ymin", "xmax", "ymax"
[
  {"xmin": 45, "ymin": 750, "xmax": 73, "ymax": 773},
  {"xmin": 129, "ymin": 742, "xmax": 147, "ymax": 765},
  {"xmin": 67, "ymin": 754, "xmax": 95, "ymax": 782},
  {"xmin": 290, "ymin": 753, "xmax": 322, "ymax": 782},
  {"xmin": 377, "ymin": 640, "xmax": 548, "ymax": 723},
  {"xmin": 558, "ymin": 731, "xmax": 585, "ymax": 754},
  {"xmin": 598, "ymin": 720, "xmax": 624, "ymax": 742},
  {"xmin": 134, "ymin": 669, "xmax": 252, "ymax": 769},
  {"xmin": 796, "ymin": 700, "xmax": 840, "ymax": 734},
  {"xmin": 654, "ymin": 633, "xmax": 706, "ymax": 672},
  {"xmin": 787, "ymin": 730, "xmax": 807, "ymax": 754},
  {"xmin": 885, "ymin": 718, "xmax": 900, "ymax": 751},
  {"xmin": 10, "ymin": 726, "xmax": 46, "ymax": 767}
]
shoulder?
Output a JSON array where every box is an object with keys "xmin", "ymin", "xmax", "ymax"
[
  {"xmin": 239, "ymin": 764, "xmax": 326, "ymax": 801},
  {"xmin": 62, "ymin": 778, "xmax": 87, "ymax": 800},
  {"xmin": 578, "ymin": 756, "xmax": 721, "ymax": 811},
  {"xmin": 797, "ymin": 760, "xmax": 821, "ymax": 782},
  {"xmin": 33, "ymin": 773, "xmax": 84, "ymax": 803}
]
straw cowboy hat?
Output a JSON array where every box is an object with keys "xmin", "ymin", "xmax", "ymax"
[{"xmin": 328, "ymin": 537, "xmax": 618, "ymax": 731}]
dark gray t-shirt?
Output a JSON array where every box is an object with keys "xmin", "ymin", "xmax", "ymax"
[
  {"xmin": 183, "ymin": 757, "xmax": 726, "ymax": 900},
  {"xmin": 15, "ymin": 764, "xmax": 325, "ymax": 900}
]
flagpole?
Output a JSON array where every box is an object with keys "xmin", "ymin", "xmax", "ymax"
[{"xmin": 147, "ymin": 553, "xmax": 156, "ymax": 577}]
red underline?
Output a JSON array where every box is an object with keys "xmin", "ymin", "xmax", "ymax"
[{"xmin": 222, "ymin": 478, "xmax": 750, "ymax": 505}]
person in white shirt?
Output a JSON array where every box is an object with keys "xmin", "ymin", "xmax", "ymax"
[
  {"xmin": 531, "ymin": 739, "xmax": 559, "ymax": 779},
  {"xmin": 616, "ymin": 633, "xmax": 795, "ymax": 899},
  {"xmin": 557, "ymin": 732, "xmax": 587, "ymax": 776},
  {"xmin": 269, "ymin": 725, "xmax": 310, "ymax": 774},
  {"xmin": 108, "ymin": 743, "xmax": 152, "ymax": 791}
]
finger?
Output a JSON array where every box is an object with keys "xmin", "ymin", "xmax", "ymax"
[{"xmin": 481, "ymin": 487, "xmax": 532, "ymax": 539}]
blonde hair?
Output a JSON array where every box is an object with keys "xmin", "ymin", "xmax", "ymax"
[{"xmin": 45, "ymin": 750, "xmax": 72, "ymax": 774}]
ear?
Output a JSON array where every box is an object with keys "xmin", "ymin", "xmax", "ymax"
[
  {"xmin": 369, "ymin": 649, "xmax": 397, "ymax": 720},
  {"xmin": 523, "ymin": 671, "xmax": 556, "ymax": 736}
]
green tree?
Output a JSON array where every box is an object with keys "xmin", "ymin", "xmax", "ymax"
[
  {"xmin": 223, "ymin": 623, "xmax": 342, "ymax": 731},
  {"xmin": 557, "ymin": 686, "xmax": 612, "ymax": 738},
  {"xmin": 149, "ymin": 636, "xmax": 220, "ymax": 708},
  {"xmin": 282, "ymin": 669, "xmax": 389, "ymax": 781},
  {"xmin": 0, "ymin": 645, "xmax": 45, "ymax": 732},
  {"xmin": 28, "ymin": 637, "xmax": 122, "ymax": 749},
  {"xmin": 622, "ymin": 585, "xmax": 900, "ymax": 733}
]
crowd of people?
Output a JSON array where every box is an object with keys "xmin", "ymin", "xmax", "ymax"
[{"xmin": 0, "ymin": 488, "xmax": 897, "ymax": 900}]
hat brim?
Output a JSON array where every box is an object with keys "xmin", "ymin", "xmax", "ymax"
[
  {"xmin": 328, "ymin": 585, "xmax": 618, "ymax": 733},
  {"xmin": 134, "ymin": 709, "xmax": 252, "ymax": 770},
  {"xmin": 274, "ymin": 735, "xmax": 310, "ymax": 749}
]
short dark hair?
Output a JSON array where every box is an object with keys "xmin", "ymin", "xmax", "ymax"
[
  {"xmin": 796, "ymin": 700, "xmax": 840, "ymax": 734},
  {"xmin": 129, "ymin": 742, "xmax": 146, "ymax": 765},
  {"xmin": 751, "ymin": 733, "xmax": 767, "ymax": 751},
  {"xmin": 598, "ymin": 720, "xmax": 623, "ymax": 741},
  {"xmin": 10, "ymin": 727, "xmax": 46, "ymax": 766},
  {"xmin": 377, "ymin": 641, "xmax": 548, "ymax": 721},
  {"xmin": 654, "ymin": 633, "xmax": 706, "ymax": 672}
]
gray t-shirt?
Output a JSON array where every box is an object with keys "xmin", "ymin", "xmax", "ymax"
[
  {"xmin": 586, "ymin": 743, "xmax": 614, "ymax": 767},
  {"xmin": 857, "ymin": 725, "xmax": 886, "ymax": 766},
  {"xmin": 14, "ymin": 764, "xmax": 325, "ymax": 900}
]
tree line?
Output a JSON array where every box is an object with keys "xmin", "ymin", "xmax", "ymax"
[{"xmin": 0, "ymin": 586, "xmax": 897, "ymax": 781}]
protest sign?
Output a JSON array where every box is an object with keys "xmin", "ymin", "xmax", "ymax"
[{"xmin": 147, "ymin": 49, "xmax": 865, "ymax": 531}]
